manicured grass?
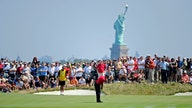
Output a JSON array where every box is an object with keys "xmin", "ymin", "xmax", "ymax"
[{"xmin": 0, "ymin": 93, "xmax": 192, "ymax": 108}]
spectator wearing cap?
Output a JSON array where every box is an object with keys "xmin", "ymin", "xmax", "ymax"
[
  {"xmin": 16, "ymin": 63, "xmax": 23, "ymax": 77},
  {"xmin": 180, "ymin": 70, "xmax": 189, "ymax": 84},
  {"xmin": 22, "ymin": 63, "xmax": 31, "ymax": 75},
  {"xmin": 3, "ymin": 62, "xmax": 10, "ymax": 75},
  {"xmin": 69, "ymin": 65, "xmax": 76, "ymax": 81},
  {"xmin": 118, "ymin": 66, "xmax": 127, "ymax": 81}
]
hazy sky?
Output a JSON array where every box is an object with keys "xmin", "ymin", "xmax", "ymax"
[{"xmin": 1, "ymin": 0, "xmax": 192, "ymax": 62}]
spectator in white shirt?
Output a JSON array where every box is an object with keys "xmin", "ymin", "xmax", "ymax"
[
  {"xmin": 75, "ymin": 64, "xmax": 84, "ymax": 81},
  {"xmin": 48, "ymin": 63, "xmax": 55, "ymax": 79},
  {"xmin": 78, "ymin": 77, "xmax": 86, "ymax": 86}
]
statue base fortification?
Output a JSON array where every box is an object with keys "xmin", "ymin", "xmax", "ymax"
[{"xmin": 110, "ymin": 43, "xmax": 128, "ymax": 60}]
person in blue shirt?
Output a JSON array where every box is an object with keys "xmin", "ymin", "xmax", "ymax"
[
  {"xmin": 38, "ymin": 62, "xmax": 48, "ymax": 88},
  {"xmin": 159, "ymin": 58, "xmax": 169, "ymax": 83},
  {"xmin": 177, "ymin": 56, "xmax": 183, "ymax": 82}
]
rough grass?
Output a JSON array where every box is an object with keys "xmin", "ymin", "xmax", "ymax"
[
  {"xmin": 104, "ymin": 82, "xmax": 192, "ymax": 95},
  {"xmin": 13, "ymin": 82, "xmax": 192, "ymax": 96}
]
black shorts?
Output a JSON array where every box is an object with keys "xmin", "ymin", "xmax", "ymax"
[
  {"xmin": 59, "ymin": 81, "xmax": 66, "ymax": 85},
  {"xmin": 86, "ymin": 79, "xmax": 92, "ymax": 84},
  {"xmin": 39, "ymin": 76, "xmax": 48, "ymax": 82}
]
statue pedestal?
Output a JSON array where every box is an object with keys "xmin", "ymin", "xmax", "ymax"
[{"xmin": 110, "ymin": 43, "xmax": 128, "ymax": 60}]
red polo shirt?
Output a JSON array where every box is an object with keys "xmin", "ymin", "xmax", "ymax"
[{"xmin": 96, "ymin": 63, "xmax": 106, "ymax": 73}]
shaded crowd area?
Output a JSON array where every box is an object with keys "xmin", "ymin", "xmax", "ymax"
[{"xmin": 0, "ymin": 55, "xmax": 192, "ymax": 93}]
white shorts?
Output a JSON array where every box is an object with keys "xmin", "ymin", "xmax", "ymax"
[{"xmin": 98, "ymin": 72, "xmax": 105, "ymax": 77}]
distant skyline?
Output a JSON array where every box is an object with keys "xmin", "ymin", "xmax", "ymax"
[{"xmin": 1, "ymin": 0, "xmax": 192, "ymax": 62}]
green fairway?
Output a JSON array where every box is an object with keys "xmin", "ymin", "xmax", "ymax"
[{"xmin": 0, "ymin": 93, "xmax": 192, "ymax": 108}]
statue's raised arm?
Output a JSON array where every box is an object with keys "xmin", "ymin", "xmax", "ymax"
[{"xmin": 123, "ymin": 4, "xmax": 128, "ymax": 16}]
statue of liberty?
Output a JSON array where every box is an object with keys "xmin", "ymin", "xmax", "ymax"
[{"xmin": 114, "ymin": 5, "xmax": 128, "ymax": 45}]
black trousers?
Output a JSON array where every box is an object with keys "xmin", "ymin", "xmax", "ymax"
[
  {"xmin": 161, "ymin": 69, "xmax": 168, "ymax": 83},
  {"xmin": 94, "ymin": 82, "xmax": 101, "ymax": 102}
]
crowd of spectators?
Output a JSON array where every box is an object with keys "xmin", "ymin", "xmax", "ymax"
[{"xmin": 0, "ymin": 55, "xmax": 192, "ymax": 93}]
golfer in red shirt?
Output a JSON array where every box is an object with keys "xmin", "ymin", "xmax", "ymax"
[{"xmin": 94, "ymin": 76, "xmax": 105, "ymax": 103}]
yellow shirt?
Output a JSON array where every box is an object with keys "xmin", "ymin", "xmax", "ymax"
[{"xmin": 59, "ymin": 69, "xmax": 67, "ymax": 81}]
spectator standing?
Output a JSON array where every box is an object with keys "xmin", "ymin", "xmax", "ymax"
[
  {"xmin": 159, "ymin": 58, "xmax": 169, "ymax": 83},
  {"xmin": 169, "ymin": 58, "xmax": 178, "ymax": 82},
  {"xmin": 115, "ymin": 58, "xmax": 123, "ymax": 80},
  {"xmin": 54, "ymin": 62, "xmax": 61, "ymax": 79},
  {"xmin": 84, "ymin": 62, "xmax": 92, "ymax": 81},
  {"xmin": 32, "ymin": 57, "xmax": 39, "ymax": 65},
  {"xmin": 22, "ymin": 63, "xmax": 30, "ymax": 75},
  {"xmin": 133, "ymin": 57, "xmax": 138, "ymax": 73},
  {"xmin": 30, "ymin": 63, "xmax": 37, "ymax": 77},
  {"xmin": 138, "ymin": 56, "xmax": 145, "ymax": 80},
  {"xmin": 48, "ymin": 63, "xmax": 55, "ymax": 80},
  {"xmin": 3, "ymin": 62, "xmax": 10, "ymax": 78},
  {"xmin": 38, "ymin": 62, "xmax": 48, "ymax": 88},
  {"xmin": 69, "ymin": 65, "xmax": 76, "ymax": 81},
  {"xmin": 16, "ymin": 63, "xmax": 23, "ymax": 77},
  {"xmin": 145, "ymin": 55, "xmax": 151, "ymax": 80},
  {"xmin": 127, "ymin": 56, "xmax": 134, "ymax": 76},
  {"xmin": 147, "ymin": 55, "xmax": 155, "ymax": 84},
  {"xmin": 9, "ymin": 63, "xmax": 17, "ymax": 81},
  {"xmin": 177, "ymin": 56, "xmax": 183, "ymax": 82}
]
